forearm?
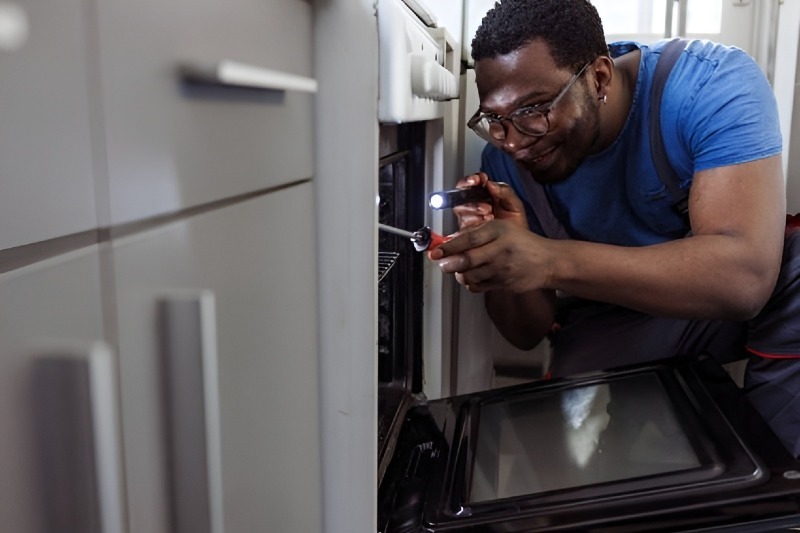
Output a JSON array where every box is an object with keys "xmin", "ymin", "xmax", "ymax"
[
  {"xmin": 547, "ymin": 234, "xmax": 781, "ymax": 321},
  {"xmin": 485, "ymin": 288, "xmax": 557, "ymax": 350}
]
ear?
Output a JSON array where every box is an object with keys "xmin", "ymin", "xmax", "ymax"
[{"xmin": 591, "ymin": 56, "xmax": 614, "ymax": 101}]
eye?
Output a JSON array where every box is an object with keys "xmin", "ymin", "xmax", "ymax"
[{"xmin": 514, "ymin": 105, "xmax": 546, "ymax": 118}]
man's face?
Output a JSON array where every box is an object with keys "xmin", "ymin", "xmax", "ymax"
[{"xmin": 474, "ymin": 39, "xmax": 601, "ymax": 184}]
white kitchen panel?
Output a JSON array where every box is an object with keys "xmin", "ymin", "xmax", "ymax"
[
  {"xmin": 423, "ymin": 0, "xmax": 465, "ymax": 51},
  {"xmin": 0, "ymin": 248, "xmax": 106, "ymax": 533},
  {"xmin": 378, "ymin": 0, "xmax": 459, "ymax": 122},
  {"xmin": 462, "ymin": 0, "xmax": 496, "ymax": 66},
  {"xmin": 95, "ymin": 0, "xmax": 314, "ymax": 225},
  {"xmin": 0, "ymin": 0, "xmax": 98, "ymax": 250},
  {"xmin": 111, "ymin": 184, "xmax": 321, "ymax": 533}
]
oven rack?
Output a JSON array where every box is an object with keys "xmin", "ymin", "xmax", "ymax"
[{"xmin": 378, "ymin": 251, "xmax": 400, "ymax": 282}]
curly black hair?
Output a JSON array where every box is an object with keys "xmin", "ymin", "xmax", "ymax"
[{"xmin": 472, "ymin": 0, "xmax": 609, "ymax": 72}]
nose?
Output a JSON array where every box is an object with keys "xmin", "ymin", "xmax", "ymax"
[{"xmin": 500, "ymin": 122, "xmax": 539, "ymax": 156}]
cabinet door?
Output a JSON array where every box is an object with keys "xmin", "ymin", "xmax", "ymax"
[
  {"xmin": 0, "ymin": 250, "xmax": 108, "ymax": 532},
  {"xmin": 112, "ymin": 183, "xmax": 321, "ymax": 533},
  {"xmin": 0, "ymin": 0, "xmax": 98, "ymax": 249},
  {"xmin": 95, "ymin": 0, "xmax": 315, "ymax": 225}
]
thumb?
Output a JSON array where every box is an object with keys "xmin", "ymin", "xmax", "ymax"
[{"xmin": 486, "ymin": 181, "xmax": 525, "ymax": 218}]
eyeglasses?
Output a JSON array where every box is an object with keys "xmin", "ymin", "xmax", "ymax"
[{"xmin": 467, "ymin": 62, "xmax": 591, "ymax": 144}]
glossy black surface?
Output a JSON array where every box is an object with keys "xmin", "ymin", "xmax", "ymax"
[{"xmin": 378, "ymin": 358, "xmax": 800, "ymax": 532}]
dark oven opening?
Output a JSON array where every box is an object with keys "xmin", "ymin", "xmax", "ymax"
[{"xmin": 377, "ymin": 122, "xmax": 427, "ymax": 479}]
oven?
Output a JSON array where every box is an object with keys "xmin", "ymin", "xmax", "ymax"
[
  {"xmin": 374, "ymin": 1, "xmax": 800, "ymax": 531},
  {"xmin": 375, "ymin": 0, "xmax": 461, "ymax": 486}
]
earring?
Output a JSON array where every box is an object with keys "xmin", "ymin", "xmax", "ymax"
[{"xmin": 601, "ymin": 94, "xmax": 608, "ymax": 104}]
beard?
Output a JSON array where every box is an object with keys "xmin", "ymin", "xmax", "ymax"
[{"xmin": 522, "ymin": 88, "xmax": 602, "ymax": 184}]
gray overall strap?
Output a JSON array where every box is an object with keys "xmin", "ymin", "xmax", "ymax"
[
  {"xmin": 522, "ymin": 39, "xmax": 689, "ymax": 239},
  {"xmin": 649, "ymin": 38, "xmax": 689, "ymax": 218},
  {"xmin": 516, "ymin": 163, "xmax": 571, "ymax": 240}
]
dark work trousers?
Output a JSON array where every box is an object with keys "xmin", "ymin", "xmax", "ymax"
[{"xmin": 548, "ymin": 299, "xmax": 800, "ymax": 459}]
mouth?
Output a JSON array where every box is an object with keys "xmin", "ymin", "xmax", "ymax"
[{"xmin": 521, "ymin": 144, "xmax": 558, "ymax": 166}]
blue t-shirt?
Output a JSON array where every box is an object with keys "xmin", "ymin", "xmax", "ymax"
[{"xmin": 481, "ymin": 39, "xmax": 783, "ymax": 247}]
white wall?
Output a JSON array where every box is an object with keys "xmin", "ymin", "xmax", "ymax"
[{"xmin": 779, "ymin": 0, "xmax": 800, "ymax": 213}]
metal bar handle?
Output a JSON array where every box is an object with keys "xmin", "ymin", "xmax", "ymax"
[
  {"xmin": 33, "ymin": 341, "xmax": 125, "ymax": 533},
  {"xmin": 159, "ymin": 290, "xmax": 224, "ymax": 533},
  {"xmin": 180, "ymin": 60, "xmax": 318, "ymax": 93}
]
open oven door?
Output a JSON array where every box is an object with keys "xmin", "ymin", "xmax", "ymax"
[{"xmin": 378, "ymin": 356, "xmax": 800, "ymax": 532}]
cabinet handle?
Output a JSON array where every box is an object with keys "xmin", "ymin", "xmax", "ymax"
[
  {"xmin": 180, "ymin": 60, "xmax": 318, "ymax": 93},
  {"xmin": 159, "ymin": 290, "xmax": 224, "ymax": 533},
  {"xmin": 33, "ymin": 341, "xmax": 125, "ymax": 533}
]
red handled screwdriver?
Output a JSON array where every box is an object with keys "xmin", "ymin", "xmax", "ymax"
[{"xmin": 378, "ymin": 223, "xmax": 450, "ymax": 251}]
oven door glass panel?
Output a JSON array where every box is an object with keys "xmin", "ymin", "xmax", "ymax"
[
  {"xmin": 380, "ymin": 362, "xmax": 788, "ymax": 532},
  {"xmin": 470, "ymin": 373, "xmax": 701, "ymax": 502},
  {"xmin": 440, "ymin": 364, "xmax": 768, "ymax": 523}
]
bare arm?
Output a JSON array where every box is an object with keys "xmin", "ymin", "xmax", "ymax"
[
  {"xmin": 484, "ymin": 288, "xmax": 557, "ymax": 350},
  {"xmin": 434, "ymin": 156, "xmax": 786, "ymax": 342},
  {"xmin": 550, "ymin": 155, "xmax": 786, "ymax": 319}
]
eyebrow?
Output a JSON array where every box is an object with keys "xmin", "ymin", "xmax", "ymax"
[{"xmin": 481, "ymin": 87, "xmax": 558, "ymax": 114}]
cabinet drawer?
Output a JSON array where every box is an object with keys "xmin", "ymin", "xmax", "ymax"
[
  {"xmin": 96, "ymin": 0, "xmax": 314, "ymax": 225},
  {"xmin": 0, "ymin": 0, "xmax": 97, "ymax": 249}
]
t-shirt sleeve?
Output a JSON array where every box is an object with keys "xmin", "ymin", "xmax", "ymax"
[{"xmin": 664, "ymin": 42, "xmax": 782, "ymax": 176}]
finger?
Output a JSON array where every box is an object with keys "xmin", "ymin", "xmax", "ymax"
[
  {"xmin": 436, "ymin": 254, "xmax": 473, "ymax": 274},
  {"xmin": 453, "ymin": 203, "xmax": 492, "ymax": 222},
  {"xmin": 485, "ymin": 181, "xmax": 525, "ymax": 215},
  {"xmin": 459, "ymin": 172, "xmax": 490, "ymax": 189},
  {"xmin": 462, "ymin": 214, "xmax": 493, "ymax": 229},
  {"xmin": 455, "ymin": 213, "xmax": 494, "ymax": 233},
  {"xmin": 458, "ymin": 264, "xmax": 505, "ymax": 293},
  {"xmin": 436, "ymin": 222, "xmax": 500, "ymax": 257},
  {"xmin": 453, "ymin": 175, "xmax": 493, "ymax": 215}
]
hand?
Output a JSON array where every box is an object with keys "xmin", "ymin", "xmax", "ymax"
[
  {"xmin": 452, "ymin": 172, "xmax": 494, "ymax": 231},
  {"xmin": 429, "ymin": 218, "xmax": 555, "ymax": 294},
  {"xmin": 452, "ymin": 172, "xmax": 528, "ymax": 231}
]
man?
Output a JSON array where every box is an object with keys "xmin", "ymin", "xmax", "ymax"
[{"xmin": 429, "ymin": 0, "xmax": 799, "ymax": 456}]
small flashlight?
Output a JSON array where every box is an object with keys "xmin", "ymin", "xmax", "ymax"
[{"xmin": 428, "ymin": 186, "xmax": 492, "ymax": 210}]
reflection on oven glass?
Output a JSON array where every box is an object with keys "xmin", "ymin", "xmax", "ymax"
[
  {"xmin": 562, "ymin": 384, "xmax": 611, "ymax": 467},
  {"xmin": 470, "ymin": 374, "xmax": 700, "ymax": 503}
]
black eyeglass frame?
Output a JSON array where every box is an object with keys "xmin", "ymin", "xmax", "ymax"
[{"xmin": 467, "ymin": 62, "xmax": 592, "ymax": 144}]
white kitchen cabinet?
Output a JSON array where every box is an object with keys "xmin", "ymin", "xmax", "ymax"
[
  {"xmin": 0, "ymin": 249, "xmax": 108, "ymax": 532},
  {"xmin": 0, "ymin": 0, "xmax": 323, "ymax": 531},
  {"xmin": 111, "ymin": 184, "xmax": 321, "ymax": 533},
  {"xmin": 95, "ymin": 0, "xmax": 315, "ymax": 225},
  {"xmin": 0, "ymin": 0, "xmax": 98, "ymax": 249}
]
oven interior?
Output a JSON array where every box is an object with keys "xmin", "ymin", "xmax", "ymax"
[{"xmin": 377, "ymin": 122, "xmax": 428, "ymax": 483}]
